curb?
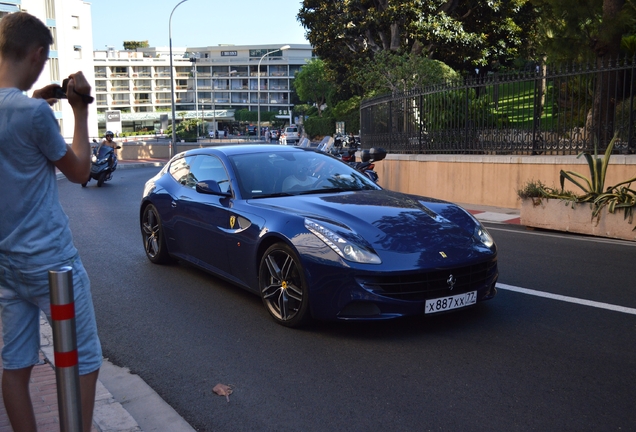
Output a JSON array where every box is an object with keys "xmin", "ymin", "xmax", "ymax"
[
  {"xmin": 40, "ymin": 314, "xmax": 195, "ymax": 432},
  {"xmin": 39, "ymin": 315, "xmax": 141, "ymax": 432}
]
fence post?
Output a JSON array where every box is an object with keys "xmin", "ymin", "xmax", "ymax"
[{"xmin": 48, "ymin": 267, "xmax": 83, "ymax": 432}]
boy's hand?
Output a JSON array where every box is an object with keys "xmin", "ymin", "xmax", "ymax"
[{"xmin": 66, "ymin": 72, "xmax": 94, "ymax": 106}]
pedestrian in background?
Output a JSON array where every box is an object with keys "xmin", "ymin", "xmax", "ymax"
[{"xmin": 0, "ymin": 12, "xmax": 102, "ymax": 432}]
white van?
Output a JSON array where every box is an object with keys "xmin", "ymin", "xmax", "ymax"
[{"xmin": 280, "ymin": 125, "xmax": 299, "ymax": 145}]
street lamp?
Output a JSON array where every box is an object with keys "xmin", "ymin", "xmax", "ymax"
[
  {"xmin": 169, "ymin": 0, "xmax": 189, "ymax": 158},
  {"xmin": 257, "ymin": 45, "xmax": 290, "ymax": 140}
]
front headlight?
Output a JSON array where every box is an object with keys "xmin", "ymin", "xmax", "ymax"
[
  {"xmin": 305, "ymin": 218, "xmax": 381, "ymax": 264},
  {"xmin": 474, "ymin": 224, "xmax": 495, "ymax": 248},
  {"xmin": 91, "ymin": 154, "xmax": 97, "ymax": 163}
]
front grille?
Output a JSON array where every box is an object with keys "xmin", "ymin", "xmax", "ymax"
[{"xmin": 358, "ymin": 259, "xmax": 497, "ymax": 301}]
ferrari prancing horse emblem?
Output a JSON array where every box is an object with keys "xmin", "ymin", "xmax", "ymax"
[{"xmin": 230, "ymin": 215, "xmax": 236, "ymax": 229}]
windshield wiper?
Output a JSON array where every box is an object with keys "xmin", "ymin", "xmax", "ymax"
[
  {"xmin": 252, "ymin": 192, "xmax": 295, "ymax": 198},
  {"xmin": 297, "ymin": 187, "xmax": 349, "ymax": 195}
]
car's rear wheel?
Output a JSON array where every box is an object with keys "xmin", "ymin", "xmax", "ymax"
[
  {"xmin": 259, "ymin": 243, "xmax": 311, "ymax": 328},
  {"xmin": 141, "ymin": 204, "xmax": 172, "ymax": 264}
]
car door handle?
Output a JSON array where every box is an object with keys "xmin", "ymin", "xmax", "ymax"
[{"xmin": 171, "ymin": 201, "xmax": 177, "ymax": 208}]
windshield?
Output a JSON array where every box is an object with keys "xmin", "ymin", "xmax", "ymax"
[{"xmin": 229, "ymin": 149, "xmax": 381, "ymax": 199}]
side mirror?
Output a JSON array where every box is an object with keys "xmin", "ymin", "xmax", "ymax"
[
  {"xmin": 116, "ymin": 146, "xmax": 122, "ymax": 149},
  {"xmin": 196, "ymin": 180, "xmax": 231, "ymax": 197}
]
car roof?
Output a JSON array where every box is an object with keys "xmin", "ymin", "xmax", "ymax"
[{"xmin": 181, "ymin": 144, "xmax": 307, "ymax": 158}]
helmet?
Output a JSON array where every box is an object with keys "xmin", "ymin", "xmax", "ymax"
[{"xmin": 105, "ymin": 131, "xmax": 114, "ymax": 138}]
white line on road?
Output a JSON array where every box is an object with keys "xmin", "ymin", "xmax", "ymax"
[
  {"xmin": 496, "ymin": 283, "xmax": 636, "ymax": 315},
  {"xmin": 487, "ymin": 226, "xmax": 636, "ymax": 247}
]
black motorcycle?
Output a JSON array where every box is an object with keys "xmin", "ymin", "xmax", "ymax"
[
  {"xmin": 82, "ymin": 142, "xmax": 120, "ymax": 187},
  {"xmin": 348, "ymin": 147, "xmax": 386, "ymax": 182}
]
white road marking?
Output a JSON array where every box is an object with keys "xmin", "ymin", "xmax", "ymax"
[
  {"xmin": 496, "ymin": 283, "xmax": 636, "ymax": 315},
  {"xmin": 487, "ymin": 226, "xmax": 636, "ymax": 247}
]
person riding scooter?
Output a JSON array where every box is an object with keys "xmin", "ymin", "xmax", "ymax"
[
  {"xmin": 101, "ymin": 130, "xmax": 117, "ymax": 167},
  {"xmin": 82, "ymin": 132, "xmax": 120, "ymax": 187}
]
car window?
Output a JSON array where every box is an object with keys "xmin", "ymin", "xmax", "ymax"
[
  {"xmin": 190, "ymin": 155, "xmax": 231, "ymax": 193},
  {"xmin": 228, "ymin": 150, "xmax": 380, "ymax": 198},
  {"xmin": 168, "ymin": 155, "xmax": 198, "ymax": 188}
]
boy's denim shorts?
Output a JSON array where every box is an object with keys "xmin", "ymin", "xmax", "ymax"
[{"xmin": 0, "ymin": 253, "xmax": 102, "ymax": 375}]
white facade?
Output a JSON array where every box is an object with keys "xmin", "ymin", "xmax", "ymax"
[
  {"xmin": 9, "ymin": 0, "xmax": 99, "ymax": 139},
  {"xmin": 93, "ymin": 44, "xmax": 314, "ymax": 133}
]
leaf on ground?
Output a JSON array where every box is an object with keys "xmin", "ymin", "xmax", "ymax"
[{"xmin": 213, "ymin": 383, "xmax": 234, "ymax": 402}]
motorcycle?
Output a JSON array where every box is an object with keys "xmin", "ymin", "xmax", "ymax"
[
  {"xmin": 348, "ymin": 147, "xmax": 386, "ymax": 182},
  {"xmin": 81, "ymin": 141, "xmax": 121, "ymax": 187},
  {"xmin": 316, "ymin": 136, "xmax": 386, "ymax": 183}
]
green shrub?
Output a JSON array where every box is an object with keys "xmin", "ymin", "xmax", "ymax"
[{"xmin": 304, "ymin": 116, "xmax": 335, "ymax": 138}]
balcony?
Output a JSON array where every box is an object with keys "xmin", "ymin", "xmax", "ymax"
[
  {"xmin": 112, "ymin": 100, "xmax": 130, "ymax": 105},
  {"xmin": 111, "ymin": 87, "xmax": 130, "ymax": 92},
  {"xmin": 155, "ymin": 99, "xmax": 171, "ymax": 104},
  {"xmin": 95, "ymin": 86, "xmax": 107, "ymax": 92},
  {"xmin": 133, "ymin": 86, "xmax": 152, "ymax": 91},
  {"xmin": 134, "ymin": 100, "xmax": 151, "ymax": 104}
]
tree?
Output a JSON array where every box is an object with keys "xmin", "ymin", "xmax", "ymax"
[
  {"xmin": 297, "ymin": 0, "xmax": 540, "ymax": 76},
  {"xmin": 292, "ymin": 59, "xmax": 335, "ymax": 116},
  {"xmin": 356, "ymin": 51, "xmax": 460, "ymax": 97},
  {"xmin": 123, "ymin": 40, "xmax": 149, "ymax": 50},
  {"xmin": 526, "ymin": 0, "xmax": 633, "ymax": 145}
]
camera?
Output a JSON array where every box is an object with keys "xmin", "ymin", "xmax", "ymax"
[{"xmin": 53, "ymin": 78, "xmax": 69, "ymax": 99}]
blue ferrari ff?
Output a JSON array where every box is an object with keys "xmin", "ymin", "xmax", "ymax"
[{"xmin": 140, "ymin": 145, "xmax": 497, "ymax": 327}]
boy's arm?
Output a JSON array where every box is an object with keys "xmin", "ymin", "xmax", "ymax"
[{"xmin": 52, "ymin": 72, "xmax": 91, "ymax": 183}]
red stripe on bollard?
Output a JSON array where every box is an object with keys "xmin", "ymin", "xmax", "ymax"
[
  {"xmin": 54, "ymin": 349, "xmax": 79, "ymax": 368},
  {"xmin": 51, "ymin": 303, "xmax": 76, "ymax": 321}
]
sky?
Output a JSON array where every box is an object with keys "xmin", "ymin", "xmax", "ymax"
[{"xmin": 90, "ymin": 0, "xmax": 310, "ymax": 51}]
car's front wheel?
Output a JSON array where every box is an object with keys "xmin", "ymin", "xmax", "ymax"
[
  {"xmin": 259, "ymin": 243, "xmax": 311, "ymax": 328},
  {"xmin": 141, "ymin": 204, "xmax": 172, "ymax": 264}
]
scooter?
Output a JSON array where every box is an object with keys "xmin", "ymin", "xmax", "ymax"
[
  {"xmin": 81, "ymin": 141, "xmax": 120, "ymax": 187},
  {"xmin": 348, "ymin": 147, "xmax": 386, "ymax": 183}
]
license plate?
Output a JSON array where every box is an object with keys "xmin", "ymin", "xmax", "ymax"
[{"xmin": 425, "ymin": 291, "xmax": 477, "ymax": 314}]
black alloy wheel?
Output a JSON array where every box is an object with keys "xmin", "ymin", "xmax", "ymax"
[
  {"xmin": 141, "ymin": 204, "xmax": 172, "ymax": 264},
  {"xmin": 259, "ymin": 243, "xmax": 311, "ymax": 328}
]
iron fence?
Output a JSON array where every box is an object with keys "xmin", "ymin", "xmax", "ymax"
[{"xmin": 360, "ymin": 57, "xmax": 636, "ymax": 155}]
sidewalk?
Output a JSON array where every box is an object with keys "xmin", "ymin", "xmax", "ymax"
[{"xmin": 0, "ymin": 315, "xmax": 195, "ymax": 432}]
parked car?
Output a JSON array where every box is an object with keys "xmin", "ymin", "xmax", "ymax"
[
  {"xmin": 280, "ymin": 125, "xmax": 299, "ymax": 145},
  {"xmin": 140, "ymin": 145, "xmax": 498, "ymax": 327},
  {"xmin": 247, "ymin": 125, "xmax": 257, "ymax": 136}
]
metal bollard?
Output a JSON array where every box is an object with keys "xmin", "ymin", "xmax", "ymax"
[{"xmin": 48, "ymin": 266, "xmax": 83, "ymax": 432}]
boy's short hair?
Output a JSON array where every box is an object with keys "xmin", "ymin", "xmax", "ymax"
[{"xmin": 0, "ymin": 12, "xmax": 52, "ymax": 60}]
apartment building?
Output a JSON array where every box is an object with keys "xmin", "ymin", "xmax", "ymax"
[
  {"xmin": 2, "ymin": 0, "xmax": 99, "ymax": 139},
  {"xmin": 94, "ymin": 44, "xmax": 314, "ymax": 134}
]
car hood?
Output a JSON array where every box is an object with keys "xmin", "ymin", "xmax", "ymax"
[{"xmin": 248, "ymin": 190, "xmax": 491, "ymax": 266}]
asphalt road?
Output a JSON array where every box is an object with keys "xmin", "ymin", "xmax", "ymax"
[{"xmin": 59, "ymin": 167, "xmax": 636, "ymax": 432}]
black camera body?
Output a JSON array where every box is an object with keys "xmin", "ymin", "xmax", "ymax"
[{"xmin": 54, "ymin": 78, "xmax": 69, "ymax": 99}]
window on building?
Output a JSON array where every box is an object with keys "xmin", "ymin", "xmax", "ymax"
[
  {"xmin": 45, "ymin": 0, "xmax": 55, "ymax": 19},
  {"xmin": 71, "ymin": 15, "xmax": 79, "ymax": 29},
  {"xmin": 73, "ymin": 45, "xmax": 81, "ymax": 59},
  {"xmin": 48, "ymin": 57, "xmax": 59, "ymax": 82},
  {"xmin": 48, "ymin": 27, "xmax": 57, "ymax": 51}
]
